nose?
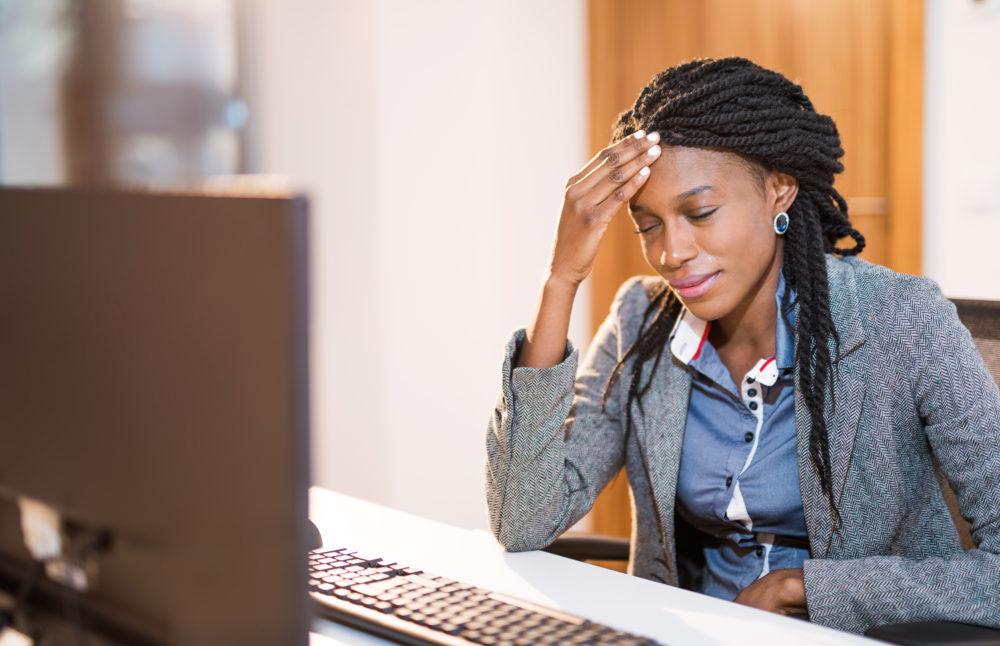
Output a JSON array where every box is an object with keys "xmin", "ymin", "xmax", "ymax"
[{"xmin": 659, "ymin": 220, "xmax": 698, "ymax": 270}]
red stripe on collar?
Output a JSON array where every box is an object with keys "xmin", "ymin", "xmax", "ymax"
[{"xmin": 690, "ymin": 320, "xmax": 711, "ymax": 361}]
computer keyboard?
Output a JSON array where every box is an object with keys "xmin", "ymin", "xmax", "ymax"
[{"xmin": 309, "ymin": 547, "xmax": 664, "ymax": 645}]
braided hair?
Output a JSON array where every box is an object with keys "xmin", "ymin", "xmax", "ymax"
[{"xmin": 603, "ymin": 57, "xmax": 865, "ymax": 529}]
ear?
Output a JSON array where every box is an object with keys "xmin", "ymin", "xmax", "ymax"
[{"xmin": 768, "ymin": 171, "xmax": 798, "ymax": 213}]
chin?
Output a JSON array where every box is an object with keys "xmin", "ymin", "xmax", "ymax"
[{"xmin": 676, "ymin": 295, "xmax": 731, "ymax": 323}]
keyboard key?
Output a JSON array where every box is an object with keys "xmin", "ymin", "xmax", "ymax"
[{"xmin": 311, "ymin": 547, "xmax": 664, "ymax": 646}]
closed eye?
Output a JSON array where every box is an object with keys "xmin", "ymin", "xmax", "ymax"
[
  {"xmin": 633, "ymin": 206, "xmax": 718, "ymax": 234},
  {"xmin": 688, "ymin": 207, "xmax": 719, "ymax": 221}
]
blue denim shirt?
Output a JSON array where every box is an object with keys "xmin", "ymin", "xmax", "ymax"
[{"xmin": 672, "ymin": 273, "xmax": 810, "ymax": 601}]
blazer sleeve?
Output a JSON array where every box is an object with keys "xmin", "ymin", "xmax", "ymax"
[
  {"xmin": 802, "ymin": 277, "xmax": 1000, "ymax": 633},
  {"xmin": 485, "ymin": 279, "xmax": 640, "ymax": 552}
]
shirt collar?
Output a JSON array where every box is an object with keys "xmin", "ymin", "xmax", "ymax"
[
  {"xmin": 774, "ymin": 271, "xmax": 795, "ymax": 370},
  {"xmin": 669, "ymin": 270, "xmax": 796, "ymax": 372}
]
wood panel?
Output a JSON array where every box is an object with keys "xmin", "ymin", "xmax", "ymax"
[
  {"xmin": 887, "ymin": 0, "xmax": 924, "ymax": 275},
  {"xmin": 584, "ymin": 0, "xmax": 922, "ymax": 543}
]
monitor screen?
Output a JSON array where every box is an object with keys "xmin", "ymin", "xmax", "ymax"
[{"xmin": 0, "ymin": 186, "xmax": 311, "ymax": 645}]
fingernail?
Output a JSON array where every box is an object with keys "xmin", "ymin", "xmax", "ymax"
[
  {"xmin": 646, "ymin": 132, "xmax": 660, "ymax": 144},
  {"xmin": 639, "ymin": 166, "xmax": 650, "ymax": 177},
  {"xmin": 647, "ymin": 145, "xmax": 661, "ymax": 157},
  {"xmin": 633, "ymin": 130, "xmax": 645, "ymax": 139}
]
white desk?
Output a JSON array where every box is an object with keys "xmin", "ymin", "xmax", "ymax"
[{"xmin": 308, "ymin": 488, "xmax": 877, "ymax": 646}]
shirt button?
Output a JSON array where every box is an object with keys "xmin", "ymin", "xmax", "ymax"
[
  {"xmin": 756, "ymin": 547, "xmax": 764, "ymax": 557},
  {"xmin": 744, "ymin": 432, "xmax": 754, "ymax": 442},
  {"xmin": 747, "ymin": 388, "xmax": 757, "ymax": 398},
  {"xmin": 746, "ymin": 376, "xmax": 755, "ymax": 384},
  {"xmin": 726, "ymin": 476, "xmax": 733, "ymax": 487},
  {"xmin": 748, "ymin": 401, "xmax": 759, "ymax": 411}
]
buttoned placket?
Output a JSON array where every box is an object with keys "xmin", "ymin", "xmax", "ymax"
[
  {"xmin": 722, "ymin": 356, "xmax": 781, "ymax": 577},
  {"xmin": 669, "ymin": 303, "xmax": 797, "ymax": 585}
]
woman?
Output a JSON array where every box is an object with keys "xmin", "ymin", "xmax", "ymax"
[{"xmin": 485, "ymin": 58, "xmax": 1000, "ymax": 634}]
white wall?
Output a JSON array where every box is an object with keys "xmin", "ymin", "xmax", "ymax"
[
  {"xmin": 247, "ymin": 0, "xmax": 589, "ymax": 530},
  {"xmin": 0, "ymin": 0, "xmax": 69, "ymax": 184},
  {"xmin": 924, "ymin": 0, "xmax": 1000, "ymax": 299}
]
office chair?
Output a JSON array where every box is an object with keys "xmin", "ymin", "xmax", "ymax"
[
  {"xmin": 953, "ymin": 298, "xmax": 1000, "ymax": 385},
  {"xmin": 544, "ymin": 297, "xmax": 1000, "ymax": 645}
]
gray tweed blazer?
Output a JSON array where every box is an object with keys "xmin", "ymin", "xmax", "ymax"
[{"xmin": 485, "ymin": 255, "xmax": 1000, "ymax": 634}]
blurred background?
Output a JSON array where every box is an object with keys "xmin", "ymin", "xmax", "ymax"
[{"xmin": 1, "ymin": 0, "xmax": 998, "ymax": 541}]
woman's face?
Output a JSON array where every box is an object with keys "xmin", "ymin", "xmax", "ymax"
[{"xmin": 628, "ymin": 146, "xmax": 797, "ymax": 324}]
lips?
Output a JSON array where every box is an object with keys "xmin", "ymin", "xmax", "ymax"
[{"xmin": 669, "ymin": 271, "xmax": 720, "ymax": 300}]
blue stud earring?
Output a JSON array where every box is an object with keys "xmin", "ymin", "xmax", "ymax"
[{"xmin": 773, "ymin": 211, "xmax": 789, "ymax": 235}]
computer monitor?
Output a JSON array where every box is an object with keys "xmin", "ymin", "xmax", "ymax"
[{"xmin": 0, "ymin": 186, "xmax": 311, "ymax": 645}]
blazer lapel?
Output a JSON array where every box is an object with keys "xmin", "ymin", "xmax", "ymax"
[
  {"xmin": 631, "ymin": 351, "xmax": 692, "ymax": 585},
  {"xmin": 796, "ymin": 257, "xmax": 867, "ymax": 558}
]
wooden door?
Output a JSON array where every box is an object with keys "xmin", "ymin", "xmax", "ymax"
[{"xmin": 584, "ymin": 0, "xmax": 923, "ymax": 548}]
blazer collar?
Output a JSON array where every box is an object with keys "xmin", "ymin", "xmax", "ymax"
[
  {"xmin": 629, "ymin": 346, "xmax": 692, "ymax": 586},
  {"xmin": 794, "ymin": 256, "xmax": 868, "ymax": 558},
  {"xmin": 824, "ymin": 255, "xmax": 866, "ymax": 362}
]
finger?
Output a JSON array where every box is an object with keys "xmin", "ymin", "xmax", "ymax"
[
  {"xmin": 574, "ymin": 130, "xmax": 646, "ymax": 179},
  {"xmin": 590, "ymin": 162, "xmax": 652, "ymax": 220},
  {"xmin": 586, "ymin": 142, "xmax": 661, "ymax": 208},
  {"xmin": 580, "ymin": 130, "xmax": 659, "ymax": 190},
  {"xmin": 568, "ymin": 130, "xmax": 659, "ymax": 189}
]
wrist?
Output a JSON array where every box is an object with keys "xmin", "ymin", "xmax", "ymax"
[
  {"xmin": 543, "ymin": 270, "xmax": 582, "ymax": 295},
  {"xmin": 781, "ymin": 568, "xmax": 806, "ymax": 605}
]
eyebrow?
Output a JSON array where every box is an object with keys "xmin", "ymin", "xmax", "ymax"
[
  {"xmin": 630, "ymin": 184, "xmax": 716, "ymax": 215},
  {"xmin": 674, "ymin": 185, "xmax": 715, "ymax": 203}
]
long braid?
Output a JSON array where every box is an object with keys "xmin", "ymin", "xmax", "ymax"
[
  {"xmin": 602, "ymin": 283, "xmax": 681, "ymax": 441},
  {"xmin": 604, "ymin": 57, "xmax": 864, "ymax": 528}
]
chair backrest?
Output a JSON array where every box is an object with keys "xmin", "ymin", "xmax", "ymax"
[
  {"xmin": 953, "ymin": 299, "xmax": 1000, "ymax": 384},
  {"xmin": 940, "ymin": 298, "xmax": 1000, "ymax": 550}
]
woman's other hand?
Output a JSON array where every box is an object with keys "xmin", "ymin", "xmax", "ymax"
[
  {"xmin": 733, "ymin": 568, "xmax": 808, "ymax": 617},
  {"xmin": 548, "ymin": 130, "xmax": 661, "ymax": 287}
]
